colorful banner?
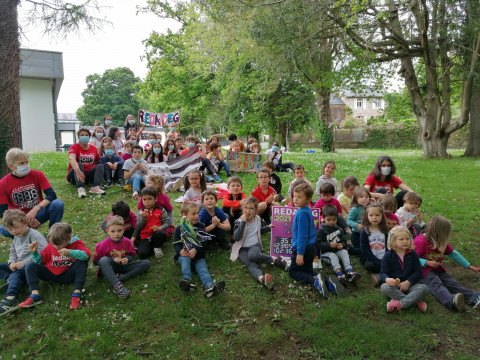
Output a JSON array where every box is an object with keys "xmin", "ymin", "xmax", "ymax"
[
  {"xmin": 138, "ymin": 110, "xmax": 180, "ymax": 127},
  {"xmin": 270, "ymin": 206, "xmax": 321, "ymax": 258},
  {"xmin": 225, "ymin": 151, "xmax": 267, "ymax": 173}
]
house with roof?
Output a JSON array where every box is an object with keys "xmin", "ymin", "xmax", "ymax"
[
  {"xmin": 19, "ymin": 48, "xmax": 64, "ymax": 152},
  {"xmin": 341, "ymin": 88, "xmax": 385, "ymax": 123}
]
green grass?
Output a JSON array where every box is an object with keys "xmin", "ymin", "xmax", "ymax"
[{"xmin": 1, "ymin": 148, "xmax": 480, "ymax": 359}]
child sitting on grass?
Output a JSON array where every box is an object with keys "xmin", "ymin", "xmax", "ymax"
[
  {"xmin": 207, "ymin": 141, "xmax": 232, "ymax": 177},
  {"xmin": 396, "ymin": 192, "xmax": 425, "ymax": 238},
  {"xmin": 287, "ymin": 164, "xmax": 311, "ymax": 197},
  {"xmin": 174, "ymin": 202, "xmax": 225, "ymax": 298},
  {"xmin": 289, "ymin": 183, "xmax": 345, "ymax": 298},
  {"xmin": 379, "ymin": 193, "xmax": 400, "ymax": 230},
  {"xmin": 222, "ymin": 176, "xmax": 247, "ymax": 232},
  {"xmin": 337, "ymin": 176, "xmax": 359, "ymax": 218},
  {"xmin": 94, "ymin": 216, "xmax": 150, "ymax": 299},
  {"xmin": 316, "ymin": 205, "xmax": 360, "ymax": 285},
  {"xmin": 123, "ymin": 145, "xmax": 148, "ymax": 201},
  {"xmin": 380, "ymin": 226, "xmax": 429, "ymax": 313},
  {"xmin": 18, "ymin": 222, "xmax": 90, "ymax": 310},
  {"xmin": 131, "ymin": 187, "xmax": 171, "ymax": 259},
  {"xmin": 183, "ymin": 170, "xmax": 207, "ymax": 206},
  {"xmin": 230, "ymin": 197, "xmax": 288, "ymax": 290},
  {"xmin": 199, "ymin": 190, "xmax": 231, "ymax": 250},
  {"xmin": 314, "ymin": 160, "xmax": 339, "ymax": 197},
  {"xmin": 101, "ymin": 200, "xmax": 137, "ymax": 239},
  {"xmin": 262, "ymin": 161, "xmax": 283, "ymax": 201},
  {"xmin": 251, "ymin": 168, "xmax": 277, "ymax": 225},
  {"xmin": 314, "ymin": 183, "xmax": 351, "ymax": 236},
  {"xmin": 0, "ymin": 210, "xmax": 48, "ymax": 316},
  {"xmin": 99, "ymin": 142, "xmax": 124, "ymax": 186}
]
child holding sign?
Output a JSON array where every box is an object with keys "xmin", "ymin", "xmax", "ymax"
[{"xmin": 230, "ymin": 197, "xmax": 288, "ymax": 290}]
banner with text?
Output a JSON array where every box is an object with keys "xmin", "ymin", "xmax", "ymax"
[
  {"xmin": 138, "ymin": 110, "xmax": 180, "ymax": 127},
  {"xmin": 225, "ymin": 151, "xmax": 267, "ymax": 173},
  {"xmin": 270, "ymin": 206, "xmax": 321, "ymax": 258}
]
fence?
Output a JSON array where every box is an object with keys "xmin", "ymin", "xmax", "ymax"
[{"xmin": 334, "ymin": 128, "xmax": 365, "ymax": 142}]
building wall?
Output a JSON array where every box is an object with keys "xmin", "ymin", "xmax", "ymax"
[
  {"xmin": 342, "ymin": 97, "xmax": 384, "ymax": 123},
  {"xmin": 19, "ymin": 78, "xmax": 56, "ymax": 152}
]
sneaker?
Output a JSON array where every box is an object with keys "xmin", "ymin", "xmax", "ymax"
[
  {"xmin": 132, "ymin": 191, "xmax": 140, "ymax": 201},
  {"xmin": 416, "ymin": 301, "xmax": 427, "ymax": 313},
  {"xmin": 286, "ymin": 168, "xmax": 293, "ymax": 173},
  {"xmin": 262, "ymin": 274, "xmax": 274, "ymax": 290},
  {"xmin": 472, "ymin": 294, "xmax": 480, "ymax": 309},
  {"xmin": 154, "ymin": 247, "xmax": 164, "ymax": 258},
  {"xmin": 0, "ymin": 297, "xmax": 18, "ymax": 316},
  {"xmin": 117, "ymin": 179, "xmax": 124, "ymax": 186},
  {"xmin": 328, "ymin": 275, "xmax": 346, "ymax": 298},
  {"xmin": 89, "ymin": 186, "xmax": 106, "ymax": 195},
  {"xmin": 105, "ymin": 180, "xmax": 112, "ymax": 187},
  {"xmin": 113, "ymin": 283, "xmax": 131, "ymax": 299},
  {"xmin": 18, "ymin": 294, "xmax": 43, "ymax": 308},
  {"xmin": 179, "ymin": 279, "xmax": 197, "ymax": 292},
  {"xmin": 169, "ymin": 178, "xmax": 183, "ymax": 192},
  {"xmin": 77, "ymin": 187, "xmax": 87, "ymax": 198},
  {"xmin": 213, "ymin": 174, "xmax": 222, "ymax": 183},
  {"xmin": 371, "ymin": 273, "xmax": 380, "ymax": 287},
  {"xmin": 117, "ymin": 273, "xmax": 126, "ymax": 283},
  {"xmin": 213, "ymin": 281, "xmax": 226, "ymax": 295},
  {"xmin": 204, "ymin": 284, "xmax": 215, "ymax": 298},
  {"xmin": 452, "ymin": 293, "xmax": 465, "ymax": 312},
  {"xmin": 70, "ymin": 294, "xmax": 82, "ymax": 310},
  {"xmin": 337, "ymin": 273, "xmax": 347, "ymax": 285},
  {"xmin": 274, "ymin": 257, "xmax": 289, "ymax": 271},
  {"xmin": 206, "ymin": 175, "xmax": 214, "ymax": 183},
  {"xmin": 314, "ymin": 274, "xmax": 328, "ymax": 299},
  {"xmin": 386, "ymin": 299, "xmax": 403, "ymax": 312},
  {"xmin": 347, "ymin": 271, "xmax": 361, "ymax": 283}
]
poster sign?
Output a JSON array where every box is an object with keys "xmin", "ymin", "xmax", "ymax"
[
  {"xmin": 270, "ymin": 206, "xmax": 321, "ymax": 258},
  {"xmin": 225, "ymin": 151, "xmax": 267, "ymax": 173},
  {"xmin": 138, "ymin": 110, "xmax": 180, "ymax": 127}
]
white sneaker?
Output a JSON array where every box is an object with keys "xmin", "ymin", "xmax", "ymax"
[
  {"xmin": 89, "ymin": 186, "xmax": 106, "ymax": 195},
  {"xmin": 132, "ymin": 191, "xmax": 139, "ymax": 201},
  {"xmin": 169, "ymin": 178, "xmax": 183, "ymax": 192},
  {"xmin": 154, "ymin": 248, "xmax": 164, "ymax": 258},
  {"xmin": 78, "ymin": 187, "xmax": 87, "ymax": 198}
]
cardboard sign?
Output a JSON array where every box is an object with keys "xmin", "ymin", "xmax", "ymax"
[
  {"xmin": 225, "ymin": 151, "xmax": 267, "ymax": 173},
  {"xmin": 138, "ymin": 110, "xmax": 180, "ymax": 127},
  {"xmin": 270, "ymin": 206, "xmax": 321, "ymax": 258}
]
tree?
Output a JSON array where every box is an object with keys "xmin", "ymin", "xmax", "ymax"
[
  {"xmin": 0, "ymin": 0, "xmax": 103, "ymax": 176},
  {"xmin": 76, "ymin": 67, "xmax": 141, "ymax": 126},
  {"xmin": 330, "ymin": 1, "xmax": 480, "ymax": 158}
]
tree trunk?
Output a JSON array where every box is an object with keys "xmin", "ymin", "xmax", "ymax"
[
  {"xmin": 315, "ymin": 89, "xmax": 334, "ymax": 152},
  {"xmin": 0, "ymin": 0, "xmax": 21, "ymax": 176},
  {"xmin": 464, "ymin": 80, "xmax": 480, "ymax": 156}
]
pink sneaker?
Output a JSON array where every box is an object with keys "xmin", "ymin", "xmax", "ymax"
[
  {"xmin": 386, "ymin": 299, "xmax": 403, "ymax": 312},
  {"xmin": 18, "ymin": 294, "xmax": 43, "ymax": 308},
  {"xmin": 416, "ymin": 301, "xmax": 427, "ymax": 313}
]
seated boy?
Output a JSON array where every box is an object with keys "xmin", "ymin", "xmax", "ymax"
[
  {"xmin": 173, "ymin": 202, "xmax": 225, "ymax": 298},
  {"xmin": 101, "ymin": 200, "xmax": 137, "ymax": 239},
  {"xmin": 395, "ymin": 192, "xmax": 425, "ymax": 237},
  {"xmin": 314, "ymin": 183, "xmax": 351, "ymax": 236},
  {"xmin": 0, "ymin": 210, "xmax": 48, "ymax": 315},
  {"xmin": 251, "ymin": 168, "xmax": 277, "ymax": 225},
  {"xmin": 18, "ymin": 222, "xmax": 90, "ymax": 310},
  {"xmin": 287, "ymin": 164, "xmax": 312, "ymax": 196},
  {"xmin": 199, "ymin": 190, "xmax": 231, "ymax": 250},
  {"xmin": 181, "ymin": 135, "xmax": 222, "ymax": 183},
  {"xmin": 262, "ymin": 161, "xmax": 283, "ymax": 201},
  {"xmin": 316, "ymin": 205, "xmax": 360, "ymax": 284},
  {"xmin": 100, "ymin": 142, "xmax": 124, "ymax": 186},
  {"xmin": 94, "ymin": 216, "xmax": 150, "ymax": 299},
  {"xmin": 123, "ymin": 145, "xmax": 148, "ymax": 201},
  {"xmin": 207, "ymin": 142, "xmax": 232, "ymax": 177},
  {"xmin": 221, "ymin": 176, "xmax": 246, "ymax": 233}
]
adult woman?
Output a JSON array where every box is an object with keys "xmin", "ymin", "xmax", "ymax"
[
  {"xmin": 363, "ymin": 155, "xmax": 413, "ymax": 207},
  {"xmin": 265, "ymin": 141, "xmax": 294, "ymax": 172},
  {"xmin": 67, "ymin": 128, "xmax": 105, "ymax": 197}
]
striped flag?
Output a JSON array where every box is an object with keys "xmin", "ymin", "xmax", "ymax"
[{"xmin": 145, "ymin": 149, "xmax": 201, "ymax": 191}]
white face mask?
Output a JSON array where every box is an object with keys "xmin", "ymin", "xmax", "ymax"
[
  {"xmin": 14, "ymin": 164, "xmax": 30, "ymax": 176},
  {"xmin": 381, "ymin": 167, "xmax": 391, "ymax": 176}
]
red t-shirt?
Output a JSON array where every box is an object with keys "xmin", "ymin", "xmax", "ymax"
[
  {"xmin": 251, "ymin": 185, "xmax": 276, "ymax": 202},
  {"xmin": 67, "ymin": 143, "xmax": 100, "ymax": 177},
  {"xmin": 0, "ymin": 170, "xmax": 50, "ymax": 213},
  {"xmin": 39, "ymin": 238, "xmax": 91, "ymax": 275},
  {"xmin": 363, "ymin": 174, "xmax": 403, "ymax": 194}
]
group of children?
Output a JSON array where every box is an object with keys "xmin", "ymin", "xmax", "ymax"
[{"xmin": 2, "ymin": 144, "xmax": 480, "ymax": 317}]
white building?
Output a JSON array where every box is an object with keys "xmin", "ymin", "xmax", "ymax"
[{"xmin": 19, "ymin": 48, "xmax": 64, "ymax": 152}]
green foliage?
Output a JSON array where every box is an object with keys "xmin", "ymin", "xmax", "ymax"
[
  {"xmin": 365, "ymin": 122, "xmax": 420, "ymax": 149},
  {"xmin": 317, "ymin": 119, "xmax": 334, "ymax": 152},
  {"xmin": 76, "ymin": 67, "xmax": 141, "ymax": 126},
  {"xmin": 383, "ymin": 91, "xmax": 415, "ymax": 121}
]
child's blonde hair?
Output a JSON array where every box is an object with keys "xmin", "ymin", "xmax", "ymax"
[
  {"xmin": 106, "ymin": 215, "xmax": 125, "ymax": 230},
  {"xmin": 351, "ymin": 186, "xmax": 371, "ymax": 207},
  {"xmin": 425, "ymin": 216, "xmax": 451, "ymax": 253},
  {"xmin": 293, "ymin": 183, "xmax": 314, "ymax": 201},
  {"xmin": 181, "ymin": 201, "xmax": 200, "ymax": 215},
  {"xmin": 229, "ymin": 141, "xmax": 241, "ymax": 151},
  {"xmin": 5, "ymin": 148, "xmax": 29, "ymax": 165},
  {"xmin": 2, "ymin": 209, "xmax": 27, "ymax": 229},
  {"xmin": 146, "ymin": 174, "xmax": 166, "ymax": 194},
  {"xmin": 47, "ymin": 223, "xmax": 72, "ymax": 246},
  {"xmin": 387, "ymin": 226, "xmax": 413, "ymax": 250}
]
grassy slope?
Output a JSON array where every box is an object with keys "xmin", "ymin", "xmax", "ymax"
[{"xmin": 1, "ymin": 149, "xmax": 479, "ymax": 360}]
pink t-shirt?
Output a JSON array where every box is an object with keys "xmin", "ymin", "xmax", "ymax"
[
  {"xmin": 413, "ymin": 234, "xmax": 454, "ymax": 277},
  {"xmin": 314, "ymin": 197, "xmax": 342, "ymax": 216},
  {"xmin": 137, "ymin": 193, "xmax": 173, "ymax": 211}
]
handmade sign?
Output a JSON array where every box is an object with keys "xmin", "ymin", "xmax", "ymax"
[
  {"xmin": 270, "ymin": 206, "xmax": 321, "ymax": 258},
  {"xmin": 225, "ymin": 151, "xmax": 267, "ymax": 173},
  {"xmin": 138, "ymin": 110, "xmax": 180, "ymax": 127}
]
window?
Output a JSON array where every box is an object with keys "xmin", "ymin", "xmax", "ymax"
[
  {"xmin": 355, "ymin": 98, "xmax": 364, "ymax": 109},
  {"xmin": 372, "ymin": 98, "xmax": 383, "ymax": 109}
]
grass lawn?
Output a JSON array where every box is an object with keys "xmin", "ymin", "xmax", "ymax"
[{"xmin": 1, "ymin": 148, "xmax": 479, "ymax": 359}]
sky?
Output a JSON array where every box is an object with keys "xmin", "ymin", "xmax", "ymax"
[{"xmin": 19, "ymin": 1, "xmax": 180, "ymax": 114}]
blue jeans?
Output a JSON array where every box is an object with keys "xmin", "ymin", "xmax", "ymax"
[
  {"xmin": 177, "ymin": 257, "xmax": 213, "ymax": 289},
  {"xmin": 126, "ymin": 174, "xmax": 146, "ymax": 192},
  {"xmin": 0, "ymin": 263, "xmax": 27, "ymax": 298},
  {"xmin": 0, "ymin": 199, "xmax": 64, "ymax": 239},
  {"xmin": 217, "ymin": 161, "xmax": 231, "ymax": 176}
]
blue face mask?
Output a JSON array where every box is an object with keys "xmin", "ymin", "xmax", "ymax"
[
  {"xmin": 149, "ymin": 139, "xmax": 156, "ymax": 144},
  {"xmin": 105, "ymin": 120, "xmax": 112, "ymax": 126},
  {"xmin": 168, "ymin": 145, "xmax": 175, "ymax": 151},
  {"xmin": 170, "ymin": 127, "xmax": 176, "ymax": 132},
  {"xmin": 187, "ymin": 142, "xmax": 195, "ymax": 148},
  {"xmin": 105, "ymin": 149, "xmax": 115, "ymax": 156},
  {"xmin": 272, "ymin": 146, "xmax": 279, "ymax": 151},
  {"xmin": 128, "ymin": 120, "xmax": 135, "ymax": 125},
  {"xmin": 79, "ymin": 136, "xmax": 90, "ymax": 144},
  {"xmin": 153, "ymin": 148, "xmax": 161, "ymax": 154},
  {"xmin": 132, "ymin": 158, "xmax": 141, "ymax": 163},
  {"xmin": 95, "ymin": 132, "xmax": 104, "ymax": 138}
]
